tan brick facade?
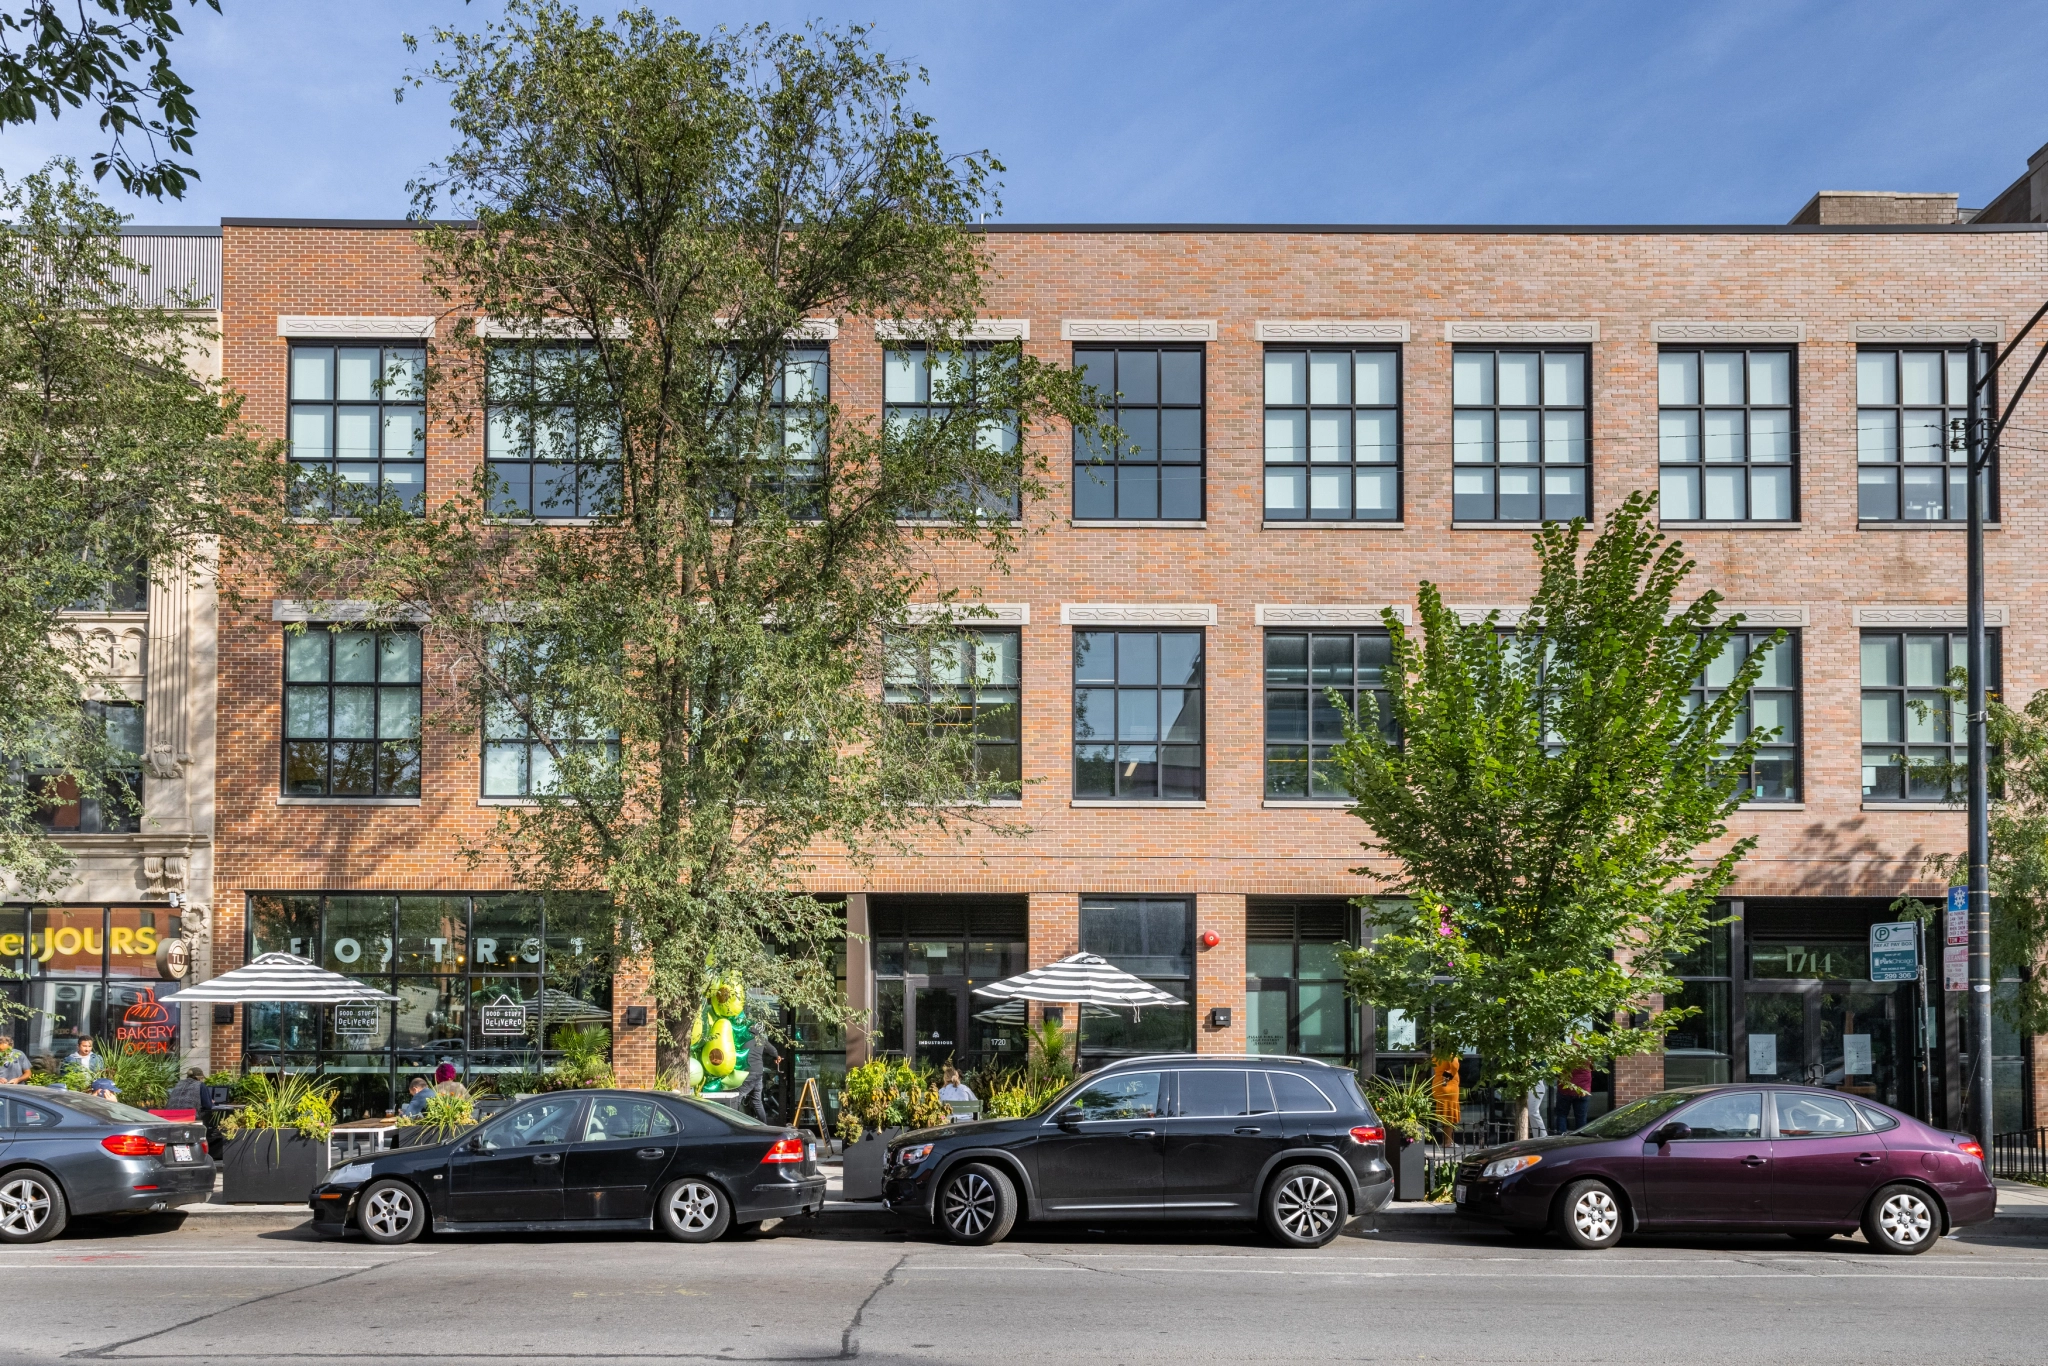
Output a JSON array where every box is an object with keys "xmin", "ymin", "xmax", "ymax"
[{"xmin": 213, "ymin": 218, "xmax": 2048, "ymax": 1124}]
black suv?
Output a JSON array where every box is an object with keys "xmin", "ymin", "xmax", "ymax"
[{"xmin": 881, "ymin": 1055, "xmax": 1391, "ymax": 1247}]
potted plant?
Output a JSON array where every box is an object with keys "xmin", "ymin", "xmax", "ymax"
[
  {"xmin": 1364, "ymin": 1070, "xmax": 1443, "ymax": 1202},
  {"xmin": 219, "ymin": 1073, "xmax": 336, "ymax": 1203},
  {"xmin": 394, "ymin": 1091, "xmax": 475, "ymax": 1149},
  {"xmin": 835, "ymin": 1060, "xmax": 950, "ymax": 1200}
]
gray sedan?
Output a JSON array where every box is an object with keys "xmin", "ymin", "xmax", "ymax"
[{"xmin": 0, "ymin": 1086, "xmax": 212, "ymax": 1242}]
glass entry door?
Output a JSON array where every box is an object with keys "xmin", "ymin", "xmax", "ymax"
[
  {"xmin": 1744, "ymin": 983, "xmax": 1911, "ymax": 1110},
  {"xmin": 912, "ymin": 982, "xmax": 962, "ymax": 1067}
]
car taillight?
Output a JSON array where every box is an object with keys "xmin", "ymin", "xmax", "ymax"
[
  {"xmin": 761, "ymin": 1137, "xmax": 805, "ymax": 1164},
  {"xmin": 1960, "ymin": 1140, "xmax": 1986, "ymax": 1162},
  {"xmin": 1350, "ymin": 1125, "xmax": 1385, "ymax": 1146},
  {"xmin": 102, "ymin": 1134, "xmax": 165, "ymax": 1157}
]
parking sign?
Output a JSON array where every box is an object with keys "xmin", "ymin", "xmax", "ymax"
[{"xmin": 1868, "ymin": 921, "xmax": 1919, "ymax": 983}]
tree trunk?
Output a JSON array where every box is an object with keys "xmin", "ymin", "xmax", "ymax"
[{"xmin": 1513, "ymin": 1093, "xmax": 1530, "ymax": 1140}]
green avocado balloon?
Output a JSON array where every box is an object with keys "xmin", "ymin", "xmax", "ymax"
[{"xmin": 703, "ymin": 1015, "xmax": 738, "ymax": 1077}]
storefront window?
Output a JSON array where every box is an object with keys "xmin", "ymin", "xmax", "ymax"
[
  {"xmin": 1244, "ymin": 900, "xmax": 1356, "ymax": 1064},
  {"xmin": 1081, "ymin": 896, "xmax": 1193, "ymax": 1060},
  {"xmin": 1750, "ymin": 941, "xmax": 1868, "ymax": 980},
  {"xmin": 868, "ymin": 897, "xmax": 1025, "ymax": 1070},
  {"xmin": 0, "ymin": 906, "xmax": 186, "ymax": 1062},
  {"xmin": 1667, "ymin": 919, "xmax": 1732, "ymax": 1086}
]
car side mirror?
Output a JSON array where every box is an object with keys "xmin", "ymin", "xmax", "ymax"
[
  {"xmin": 1056, "ymin": 1106, "xmax": 1085, "ymax": 1129},
  {"xmin": 1650, "ymin": 1122, "xmax": 1692, "ymax": 1145},
  {"xmin": 467, "ymin": 1134, "xmax": 488, "ymax": 1153}
]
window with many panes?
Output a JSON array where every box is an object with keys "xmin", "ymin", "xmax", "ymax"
[
  {"xmin": 1263, "ymin": 348, "xmax": 1399, "ymax": 521},
  {"xmin": 283, "ymin": 628, "xmax": 423, "ymax": 797},
  {"xmin": 29, "ymin": 702, "xmax": 143, "ymax": 833},
  {"xmin": 885, "ymin": 345, "xmax": 1020, "ymax": 519},
  {"xmin": 1263, "ymin": 631, "xmax": 1392, "ymax": 799},
  {"xmin": 1073, "ymin": 348, "xmax": 1203, "ymax": 520},
  {"xmin": 1080, "ymin": 896, "xmax": 1194, "ymax": 1057},
  {"xmin": 1452, "ymin": 348, "xmax": 1588, "ymax": 523},
  {"xmin": 1246, "ymin": 900, "xmax": 1356, "ymax": 1063},
  {"xmin": 1073, "ymin": 630, "xmax": 1203, "ymax": 800},
  {"xmin": 1690, "ymin": 631, "xmax": 1800, "ymax": 801},
  {"xmin": 486, "ymin": 344, "xmax": 620, "ymax": 519},
  {"xmin": 481, "ymin": 704, "xmax": 619, "ymax": 800},
  {"xmin": 1856, "ymin": 349, "xmax": 1987, "ymax": 522},
  {"xmin": 1658, "ymin": 349, "xmax": 1796, "ymax": 521},
  {"xmin": 288, "ymin": 344, "xmax": 425, "ymax": 512},
  {"xmin": 765, "ymin": 347, "xmax": 828, "ymax": 505},
  {"xmin": 1666, "ymin": 918, "xmax": 1731, "ymax": 1087},
  {"xmin": 883, "ymin": 628, "xmax": 1021, "ymax": 797},
  {"xmin": 1860, "ymin": 630, "xmax": 1998, "ymax": 801}
]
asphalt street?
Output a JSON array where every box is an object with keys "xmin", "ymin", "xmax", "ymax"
[{"xmin": 5, "ymin": 1214, "xmax": 2048, "ymax": 1365}]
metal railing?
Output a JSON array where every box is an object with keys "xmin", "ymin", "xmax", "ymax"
[
  {"xmin": 1992, "ymin": 1128, "xmax": 2048, "ymax": 1179},
  {"xmin": 1422, "ymin": 1124, "xmax": 1515, "ymax": 1194}
]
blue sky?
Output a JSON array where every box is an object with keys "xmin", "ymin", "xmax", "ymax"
[{"xmin": 1, "ymin": 0, "xmax": 2044, "ymax": 226}]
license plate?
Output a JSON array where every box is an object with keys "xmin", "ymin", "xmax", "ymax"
[
  {"xmin": 171, "ymin": 1145, "xmax": 193, "ymax": 1163},
  {"xmin": 806, "ymin": 1144, "xmax": 816, "ymax": 1163},
  {"xmin": 1454, "ymin": 1183, "xmax": 1468, "ymax": 1204}
]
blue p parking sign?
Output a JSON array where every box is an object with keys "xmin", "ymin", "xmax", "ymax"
[{"xmin": 1868, "ymin": 921, "xmax": 1919, "ymax": 983}]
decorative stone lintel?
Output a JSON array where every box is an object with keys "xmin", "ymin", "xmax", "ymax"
[
  {"xmin": 1254, "ymin": 320, "xmax": 1410, "ymax": 342},
  {"xmin": 874, "ymin": 319, "xmax": 1031, "ymax": 342},
  {"xmin": 272, "ymin": 599, "xmax": 431, "ymax": 624},
  {"xmin": 1060, "ymin": 603, "xmax": 1217, "ymax": 626},
  {"xmin": 277, "ymin": 316, "xmax": 435, "ymax": 339},
  {"xmin": 1444, "ymin": 321, "xmax": 1599, "ymax": 343},
  {"xmin": 1254, "ymin": 604, "xmax": 1412, "ymax": 626},
  {"xmin": 902, "ymin": 602, "xmax": 1031, "ymax": 626},
  {"xmin": 474, "ymin": 317, "xmax": 629, "ymax": 340},
  {"xmin": 1709, "ymin": 605, "xmax": 1809, "ymax": 627},
  {"xmin": 1853, "ymin": 604, "xmax": 2010, "ymax": 628},
  {"xmin": 1850, "ymin": 321, "xmax": 2003, "ymax": 343},
  {"xmin": 710, "ymin": 317, "xmax": 840, "ymax": 340},
  {"xmin": 1060, "ymin": 319, "xmax": 1217, "ymax": 342},
  {"xmin": 1653, "ymin": 321, "xmax": 1806, "ymax": 343},
  {"xmin": 1450, "ymin": 604, "xmax": 1528, "ymax": 626}
]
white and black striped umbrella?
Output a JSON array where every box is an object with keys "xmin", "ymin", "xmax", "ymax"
[
  {"xmin": 156, "ymin": 952, "xmax": 398, "ymax": 1004},
  {"xmin": 524, "ymin": 989, "xmax": 610, "ymax": 1024},
  {"xmin": 971, "ymin": 953, "xmax": 1185, "ymax": 1011}
]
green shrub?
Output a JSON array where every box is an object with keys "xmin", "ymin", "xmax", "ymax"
[
  {"xmin": 1364, "ymin": 1069, "xmax": 1445, "ymax": 1144},
  {"xmin": 221, "ymin": 1073, "xmax": 338, "ymax": 1148},
  {"xmin": 834, "ymin": 1059, "xmax": 949, "ymax": 1142}
]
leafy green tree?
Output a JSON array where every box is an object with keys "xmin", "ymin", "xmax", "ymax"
[
  {"xmin": 0, "ymin": 1, "xmax": 220, "ymax": 199},
  {"xmin": 1334, "ymin": 493, "xmax": 1774, "ymax": 1136},
  {"xmin": 266, "ymin": 4, "xmax": 1094, "ymax": 1045},
  {"xmin": 0, "ymin": 159, "xmax": 267, "ymax": 897}
]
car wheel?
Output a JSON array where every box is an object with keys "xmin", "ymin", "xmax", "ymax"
[
  {"xmin": 1863, "ymin": 1183, "xmax": 1940, "ymax": 1255},
  {"xmin": 656, "ymin": 1178, "xmax": 731, "ymax": 1244},
  {"xmin": 0, "ymin": 1170, "xmax": 65, "ymax": 1244},
  {"xmin": 1262, "ymin": 1165, "xmax": 1346, "ymax": 1249},
  {"xmin": 356, "ymin": 1179, "xmax": 427, "ymax": 1245},
  {"xmin": 1554, "ymin": 1180, "xmax": 1624, "ymax": 1250},
  {"xmin": 937, "ymin": 1163, "xmax": 1017, "ymax": 1246}
]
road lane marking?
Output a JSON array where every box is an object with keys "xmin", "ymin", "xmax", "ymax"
[{"xmin": 897, "ymin": 1264, "xmax": 2048, "ymax": 1281}]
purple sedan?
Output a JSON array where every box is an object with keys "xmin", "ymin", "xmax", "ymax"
[{"xmin": 1453, "ymin": 1084, "xmax": 1995, "ymax": 1254}]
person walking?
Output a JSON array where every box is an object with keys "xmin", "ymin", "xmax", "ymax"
[
  {"xmin": 738, "ymin": 1032, "xmax": 781, "ymax": 1125},
  {"xmin": 1556, "ymin": 1065, "xmax": 1593, "ymax": 1131},
  {"xmin": 0, "ymin": 1037, "xmax": 28, "ymax": 1085},
  {"xmin": 1525, "ymin": 1079, "xmax": 1549, "ymax": 1138}
]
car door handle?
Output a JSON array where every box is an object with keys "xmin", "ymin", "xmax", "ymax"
[
  {"xmin": 1128, "ymin": 1130, "xmax": 1157, "ymax": 1140},
  {"xmin": 637, "ymin": 1148, "xmax": 666, "ymax": 1160},
  {"xmin": 1234, "ymin": 1127, "xmax": 1262, "ymax": 1135},
  {"xmin": 1741, "ymin": 1155, "xmax": 1767, "ymax": 1167},
  {"xmin": 532, "ymin": 1153, "xmax": 561, "ymax": 1165},
  {"xmin": 1856, "ymin": 1154, "xmax": 1883, "ymax": 1165}
]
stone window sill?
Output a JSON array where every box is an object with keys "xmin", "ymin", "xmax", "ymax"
[
  {"xmin": 1451, "ymin": 521, "xmax": 1560, "ymax": 530},
  {"xmin": 1741, "ymin": 802, "xmax": 1807, "ymax": 811},
  {"xmin": 277, "ymin": 796, "xmax": 421, "ymax": 807},
  {"xmin": 1660, "ymin": 521, "xmax": 1803, "ymax": 530},
  {"xmin": 478, "ymin": 796, "xmax": 540, "ymax": 807},
  {"xmin": 1070, "ymin": 800, "xmax": 1207, "ymax": 809},
  {"xmin": 1070, "ymin": 519, "xmax": 1207, "ymax": 529},
  {"xmin": 1861, "ymin": 801, "xmax": 1960, "ymax": 811},
  {"xmin": 1858, "ymin": 521, "xmax": 2000, "ymax": 531},
  {"xmin": 1262, "ymin": 800, "xmax": 1353, "ymax": 809},
  {"xmin": 1263, "ymin": 521, "xmax": 1404, "ymax": 530}
]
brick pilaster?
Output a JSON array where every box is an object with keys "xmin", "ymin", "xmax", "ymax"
[
  {"xmin": 610, "ymin": 953, "xmax": 656, "ymax": 1087},
  {"xmin": 1196, "ymin": 893, "xmax": 1246, "ymax": 1052}
]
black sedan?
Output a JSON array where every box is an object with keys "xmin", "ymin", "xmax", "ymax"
[
  {"xmin": 0, "ymin": 1086, "xmax": 212, "ymax": 1242},
  {"xmin": 882, "ymin": 1054, "xmax": 1393, "ymax": 1248},
  {"xmin": 1454, "ymin": 1084, "xmax": 1997, "ymax": 1253},
  {"xmin": 310, "ymin": 1088, "xmax": 825, "ymax": 1244}
]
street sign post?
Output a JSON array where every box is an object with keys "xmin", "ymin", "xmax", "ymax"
[
  {"xmin": 1946, "ymin": 885, "xmax": 1968, "ymax": 947},
  {"xmin": 1869, "ymin": 921, "xmax": 1919, "ymax": 983}
]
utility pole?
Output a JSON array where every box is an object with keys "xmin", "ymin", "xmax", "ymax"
[{"xmin": 1965, "ymin": 339, "xmax": 1992, "ymax": 1151}]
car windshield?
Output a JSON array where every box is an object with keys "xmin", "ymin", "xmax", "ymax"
[
  {"xmin": 50, "ymin": 1092, "xmax": 167, "ymax": 1126},
  {"xmin": 1572, "ymin": 1091, "xmax": 1695, "ymax": 1139}
]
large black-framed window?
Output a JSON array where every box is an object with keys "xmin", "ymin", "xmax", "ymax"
[
  {"xmin": 1859, "ymin": 629, "xmax": 2000, "ymax": 801},
  {"xmin": 1452, "ymin": 347, "xmax": 1588, "ymax": 523},
  {"xmin": 1263, "ymin": 630, "xmax": 1392, "ymax": 799},
  {"xmin": 1692, "ymin": 630, "xmax": 1800, "ymax": 802},
  {"xmin": 1658, "ymin": 348, "xmax": 1796, "ymax": 522},
  {"xmin": 1667, "ymin": 917, "xmax": 1733, "ymax": 1087},
  {"xmin": 29, "ymin": 701, "xmax": 143, "ymax": 833},
  {"xmin": 868, "ymin": 896, "xmax": 1028, "ymax": 1075},
  {"xmin": 764, "ymin": 345, "xmax": 829, "ymax": 507},
  {"xmin": 486, "ymin": 343, "xmax": 620, "ymax": 519},
  {"xmin": 1080, "ymin": 896, "xmax": 1193, "ymax": 1059},
  {"xmin": 283, "ymin": 627, "xmax": 422, "ymax": 798},
  {"xmin": 1856, "ymin": 348, "xmax": 1991, "ymax": 522},
  {"xmin": 885, "ymin": 343, "xmax": 1020, "ymax": 520},
  {"xmin": 1073, "ymin": 629, "xmax": 1204, "ymax": 800},
  {"xmin": 883, "ymin": 628, "xmax": 1021, "ymax": 797},
  {"xmin": 1263, "ymin": 347, "xmax": 1400, "ymax": 521},
  {"xmin": 244, "ymin": 892, "xmax": 612, "ymax": 1121},
  {"xmin": 481, "ymin": 703, "xmax": 620, "ymax": 799},
  {"xmin": 0, "ymin": 904, "xmax": 185, "ymax": 1064},
  {"xmin": 1073, "ymin": 347, "xmax": 1204, "ymax": 521},
  {"xmin": 288, "ymin": 343, "xmax": 425, "ymax": 512},
  {"xmin": 1246, "ymin": 900, "xmax": 1357, "ymax": 1064}
]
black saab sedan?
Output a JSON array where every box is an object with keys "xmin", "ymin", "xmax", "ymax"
[
  {"xmin": 0, "ymin": 1087, "xmax": 212, "ymax": 1243},
  {"xmin": 310, "ymin": 1089, "xmax": 825, "ymax": 1245},
  {"xmin": 1454, "ymin": 1084, "xmax": 1996, "ymax": 1254},
  {"xmin": 882, "ymin": 1054, "xmax": 1393, "ymax": 1247}
]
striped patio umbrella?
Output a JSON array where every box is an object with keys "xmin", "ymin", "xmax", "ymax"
[
  {"xmin": 156, "ymin": 952, "xmax": 398, "ymax": 1004},
  {"xmin": 971, "ymin": 953, "xmax": 1185, "ymax": 1011},
  {"xmin": 524, "ymin": 989, "xmax": 611, "ymax": 1025}
]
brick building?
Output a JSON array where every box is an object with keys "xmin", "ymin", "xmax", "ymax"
[{"xmin": 200, "ymin": 146, "xmax": 2048, "ymax": 1134}]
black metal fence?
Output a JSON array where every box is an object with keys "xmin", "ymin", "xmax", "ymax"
[
  {"xmin": 1993, "ymin": 1128, "xmax": 2048, "ymax": 1179},
  {"xmin": 1422, "ymin": 1124, "xmax": 1515, "ymax": 1195}
]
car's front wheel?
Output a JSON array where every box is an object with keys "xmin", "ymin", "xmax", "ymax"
[
  {"xmin": 656, "ymin": 1178, "xmax": 731, "ymax": 1244},
  {"xmin": 937, "ymin": 1163, "xmax": 1017, "ymax": 1245},
  {"xmin": 0, "ymin": 1170, "xmax": 65, "ymax": 1244},
  {"xmin": 1262, "ymin": 1165, "xmax": 1347, "ymax": 1248},
  {"xmin": 356, "ymin": 1179, "xmax": 427, "ymax": 1245},
  {"xmin": 1554, "ymin": 1180, "xmax": 1624, "ymax": 1250},
  {"xmin": 1863, "ymin": 1183, "xmax": 1940, "ymax": 1255}
]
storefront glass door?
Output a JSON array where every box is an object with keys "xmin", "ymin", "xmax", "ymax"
[{"xmin": 1744, "ymin": 983, "xmax": 1910, "ymax": 1110}]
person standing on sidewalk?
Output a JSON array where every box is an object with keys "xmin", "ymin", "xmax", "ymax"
[
  {"xmin": 0, "ymin": 1038, "xmax": 27, "ymax": 1085},
  {"xmin": 1556, "ymin": 1066, "xmax": 1593, "ymax": 1132}
]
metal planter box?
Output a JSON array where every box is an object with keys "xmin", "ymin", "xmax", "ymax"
[
  {"xmin": 838, "ymin": 1128, "xmax": 904, "ymax": 1202},
  {"xmin": 221, "ymin": 1132, "xmax": 328, "ymax": 1204},
  {"xmin": 1395, "ymin": 1136, "xmax": 1428, "ymax": 1202}
]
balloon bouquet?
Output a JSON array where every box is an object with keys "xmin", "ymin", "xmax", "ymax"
[{"xmin": 687, "ymin": 977, "xmax": 755, "ymax": 1097}]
